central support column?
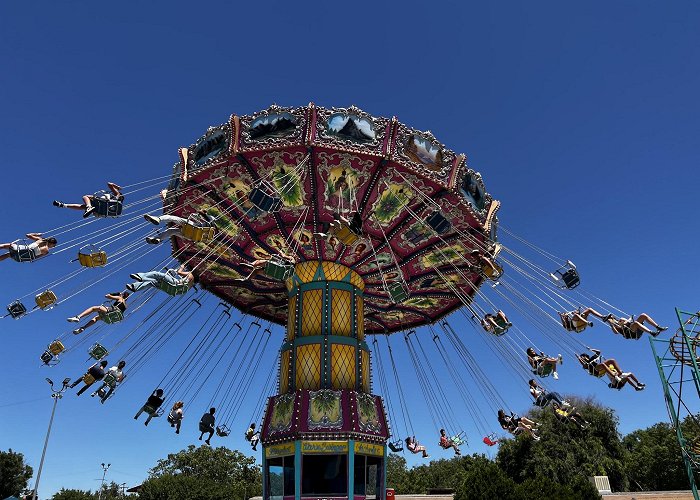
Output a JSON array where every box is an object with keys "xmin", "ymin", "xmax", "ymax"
[{"xmin": 261, "ymin": 261, "xmax": 389, "ymax": 500}]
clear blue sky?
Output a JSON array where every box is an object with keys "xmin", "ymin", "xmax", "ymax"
[{"xmin": 1, "ymin": 1, "xmax": 699, "ymax": 497}]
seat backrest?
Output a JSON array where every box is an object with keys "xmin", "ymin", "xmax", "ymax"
[
  {"xmin": 78, "ymin": 247, "xmax": 108, "ymax": 268},
  {"xmin": 98, "ymin": 308, "xmax": 123, "ymax": 324},
  {"xmin": 35, "ymin": 290, "xmax": 58, "ymax": 310},
  {"xmin": 89, "ymin": 343, "xmax": 109, "ymax": 360},
  {"xmin": 562, "ymin": 269, "xmax": 580, "ymax": 289},
  {"xmin": 92, "ymin": 194, "xmax": 123, "ymax": 218},
  {"xmin": 9, "ymin": 243, "xmax": 35, "ymax": 262}
]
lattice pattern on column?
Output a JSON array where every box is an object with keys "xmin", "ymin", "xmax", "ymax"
[
  {"xmin": 356, "ymin": 296, "xmax": 365, "ymax": 341},
  {"xmin": 361, "ymin": 349, "xmax": 371, "ymax": 393},
  {"xmin": 301, "ymin": 289, "xmax": 323, "ymax": 336},
  {"xmin": 287, "ymin": 295, "xmax": 296, "ymax": 341},
  {"xmin": 331, "ymin": 344, "xmax": 356, "ymax": 390},
  {"xmin": 331, "ymin": 289, "xmax": 353, "ymax": 337},
  {"xmin": 296, "ymin": 344, "xmax": 321, "ymax": 390},
  {"xmin": 279, "ymin": 350, "xmax": 291, "ymax": 393}
]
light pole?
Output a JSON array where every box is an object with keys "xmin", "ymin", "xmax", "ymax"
[
  {"xmin": 97, "ymin": 462, "xmax": 111, "ymax": 500},
  {"xmin": 31, "ymin": 377, "xmax": 71, "ymax": 500}
]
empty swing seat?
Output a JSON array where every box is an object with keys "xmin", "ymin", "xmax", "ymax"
[
  {"xmin": 249, "ymin": 185, "xmax": 282, "ymax": 213},
  {"xmin": 388, "ymin": 441, "xmax": 404, "ymax": 452},
  {"xmin": 216, "ymin": 425, "xmax": 230, "ymax": 437},
  {"xmin": 91, "ymin": 191, "xmax": 123, "ymax": 218},
  {"xmin": 334, "ymin": 222, "xmax": 360, "ymax": 246},
  {"xmin": 426, "ymin": 211, "xmax": 451, "ymax": 235},
  {"xmin": 264, "ymin": 257, "xmax": 294, "ymax": 280},
  {"xmin": 181, "ymin": 222, "xmax": 215, "ymax": 243},
  {"xmin": 88, "ymin": 343, "xmax": 109, "ymax": 360},
  {"xmin": 49, "ymin": 340, "xmax": 65, "ymax": 356},
  {"xmin": 35, "ymin": 290, "xmax": 58, "ymax": 310},
  {"xmin": 7, "ymin": 300, "xmax": 27, "ymax": 319},
  {"xmin": 41, "ymin": 340, "xmax": 65, "ymax": 366},
  {"xmin": 78, "ymin": 245, "xmax": 108, "ymax": 268},
  {"xmin": 387, "ymin": 282, "xmax": 410, "ymax": 303},
  {"xmin": 98, "ymin": 307, "xmax": 123, "ymax": 324},
  {"xmin": 550, "ymin": 261, "xmax": 580, "ymax": 289}
]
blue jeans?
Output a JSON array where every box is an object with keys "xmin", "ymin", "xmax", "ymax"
[{"xmin": 129, "ymin": 271, "xmax": 178, "ymax": 292}]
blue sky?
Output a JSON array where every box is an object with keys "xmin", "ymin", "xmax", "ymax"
[{"xmin": 1, "ymin": 1, "xmax": 699, "ymax": 497}]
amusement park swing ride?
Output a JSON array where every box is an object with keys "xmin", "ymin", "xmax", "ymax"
[{"xmin": 2, "ymin": 103, "xmax": 690, "ymax": 500}]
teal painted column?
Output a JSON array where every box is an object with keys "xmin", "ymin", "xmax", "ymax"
[
  {"xmin": 348, "ymin": 439, "xmax": 355, "ymax": 500},
  {"xmin": 382, "ymin": 445, "xmax": 387, "ymax": 500},
  {"xmin": 295, "ymin": 441, "xmax": 302, "ymax": 500},
  {"xmin": 261, "ymin": 452, "xmax": 268, "ymax": 500}
]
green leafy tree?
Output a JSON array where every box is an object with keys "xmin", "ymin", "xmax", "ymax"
[
  {"xmin": 496, "ymin": 398, "xmax": 629, "ymax": 491},
  {"xmin": 456, "ymin": 456, "xmax": 522, "ymax": 500},
  {"xmin": 0, "ymin": 449, "xmax": 33, "ymax": 499},
  {"xmin": 51, "ymin": 488, "xmax": 95, "ymax": 500},
  {"xmin": 386, "ymin": 454, "xmax": 410, "ymax": 493},
  {"xmin": 623, "ymin": 422, "xmax": 689, "ymax": 491},
  {"xmin": 139, "ymin": 445, "xmax": 261, "ymax": 500},
  {"xmin": 517, "ymin": 475, "xmax": 601, "ymax": 500}
]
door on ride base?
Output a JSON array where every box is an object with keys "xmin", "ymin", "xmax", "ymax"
[
  {"xmin": 267, "ymin": 455, "xmax": 295, "ymax": 500},
  {"xmin": 354, "ymin": 455, "xmax": 383, "ymax": 500}
]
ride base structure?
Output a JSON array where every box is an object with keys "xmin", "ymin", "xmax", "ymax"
[
  {"xmin": 260, "ymin": 261, "xmax": 389, "ymax": 499},
  {"xmin": 650, "ymin": 309, "xmax": 700, "ymax": 500}
]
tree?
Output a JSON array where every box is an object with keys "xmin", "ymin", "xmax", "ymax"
[
  {"xmin": 51, "ymin": 488, "xmax": 95, "ymax": 500},
  {"xmin": 139, "ymin": 445, "xmax": 261, "ymax": 500},
  {"xmin": 623, "ymin": 422, "xmax": 689, "ymax": 491},
  {"xmin": 496, "ymin": 398, "xmax": 629, "ymax": 492},
  {"xmin": 456, "ymin": 456, "xmax": 522, "ymax": 500},
  {"xmin": 386, "ymin": 453, "xmax": 410, "ymax": 493},
  {"xmin": 0, "ymin": 449, "xmax": 33, "ymax": 499}
]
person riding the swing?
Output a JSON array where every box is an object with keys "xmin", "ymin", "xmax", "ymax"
[
  {"xmin": 482, "ymin": 310, "xmax": 511, "ymax": 334},
  {"xmin": 469, "ymin": 248, "xmax": 500, "ymax": 279},
  {"xmin": 198, "ymin": 407, "xmax": 216, "ymax": 445},
  {"xmin": 604, "ymin": 313, "xmax": 668, "ymax": 340},
  {"xmin": 0, "ymin": 233, "xmax": 57, "ymax": 263},
  {"xmin": 68, "ymin": 291, "xmax": 130, "ymax": 334},
  {"xmin": 526, "ymin": 347, "xmax": 562, "ymax": 379},
  {"xmin": 528, "ymin": 379, "xmax": 568, "ymax": 408},
  {"xmin": 558, "ymin": 307, "xmax": 609, "ymax": 333},
  {"xmin": 551, "ymin": 401, "xmax": 589, "ymax": 429},
  {"xmin": 70, "ymin": 360, "xmax": 108, "ymax": 396},
  {"xmin": 168, "ymin": 401, "xmax": 184, "ymax": 434},
  {"xmin": 134, "ymin": 389, "xmax": 165, "ymax": 425},
  {"xmin": 497, "ymin": 409, "xmax": 540, "ymax": 440},
  {"xmin": 143, "ymin": 210, "xmax": 217, "ymax": 245},
  {"xmin": 92, "ymin": 360, "xmax": 126, "ymax": 403},
  {"xmin": 576, "ymin": 347, "xmax": 645, "ymax": 391},
  {"xmin": 438, "ymin": 428, "xmax": 461, "ymax": 456},
  {"xmin": 405, "ymin": 436, "xmax": 429, "ymax": 458},
  {"xmin": 235, "ymin": 251, "xmax": 296, "ymax": 282},
  {"xmin": 126, "ymin": 265, "xmax": 196, "ymax": 293},
  {"xmin": 53, "ymin": 181, "xmax": 123, "ymax": 218},
  {"xmin": 245, "ymin": 423, "xmax": 260, "ymax": 451}
]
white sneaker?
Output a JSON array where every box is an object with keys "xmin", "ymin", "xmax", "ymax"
[
  {"xmin": 552, "ymin": 372, "xmax": 559, "ymax": 380},
  {"xmin": 557, "ymin": 353, "xmax": 563, "ymax": 365},
  {"xmin": 67, "ymin": 316, "xmax": 80, "ymax": 323}
]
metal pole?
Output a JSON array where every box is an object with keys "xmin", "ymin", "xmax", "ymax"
[
  {"xmin": 31, "ymin": 392, "xmax": 60, "ymax": 500},
  {"xmin": 97, "ymin": 463, "xmax": 111, "ymax": 500}
]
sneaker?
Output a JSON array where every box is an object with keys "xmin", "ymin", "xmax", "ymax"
[
  {"xmin": 557, "ymin": 353, "xmax": 563, "ymax": 365},
  {"xmin": 588, "ymin": 322, "xmax": 594, "ymax": 327},
  {"xmin": 83, "ymin": 206, "xmax": 96, "ymax": 218},
  {"xmin": 53, "ymin": 200, "xmax": 64, "ymax": 207},
  {"xmin": 126, "ymin": 283, "xmax": 137, "ymax": 292},
  {"xmin": 176, "ymin": 429, "xmax": 179, "ymax": 434},
  {"xmin": 552, "ymin": 372, "xmax": 559, "ymax": 380},
  {"xmin": 145, "ymin": 237, "xmax": 160, "ymax": 245},
  {"xmin": 205, "ymin": 440, "xmax": 211, "ymax": 445},
  {"xmin": 144, "ymin": 214, "xmax": 160, "ymax": 225},
  {"xmin": 73, "ymin": 327, "xmax": 85, "ymax": 335},
  {"xmin": 67, "ymin": 316, "xmax": 80, "ymax": 323},
  {"xmin": 562, "ymin": 400, "xmax": 572, "ymax": 408},
  {"xmin": 635, "ymin": 385, "xmax": 645, "ymax": 391},
  {"xmin": 129, "ymin": 273, "xmax": 142, "ymax": 281},
  {"xmin": 657, "ymin": 326, "xmax": 668, "ymax": 332}
]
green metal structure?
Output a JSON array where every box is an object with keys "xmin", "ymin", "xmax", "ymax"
[{"xmin": 650, "ymin": 308, "xmax": 700, "ymax": 499}]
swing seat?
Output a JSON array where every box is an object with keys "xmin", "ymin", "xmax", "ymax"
[
  {"xmin": 78, "ymin": 245, "xmax": 108, "ymax": 268},
  {"xmin": 483, "ymin": 435, "xmax": 498, "ymax": 447},
  {"xmin": 102, "ymin": 373, "xmax": 118, "ymax": 388},
  {"xmin": 491, "ymin": 316, "xmax": 510, "ymax": 336},
  {"xmin": 249, "ymin": 185, "xmax": 282, "ymax": 213},
  {"xmin": 181, "ymin": 217, "xmax": 215, "ymax": 243},
  {"xmin": 157, "ymin": 276, "xmax": 190, "ymax": 296},
  {"xmin": 7, "ymin": 300, "xmax": 27, "ymax": 319},
  {"xmin": 264, "ymin": 258, "xmax": 294, "ymax": 280},
  {"xmin": 35, "ymin": 290, "xmax": 58, "ymax": 310},
  {"xmin": 451, "ymin": 434, "xmax": 466, "ymax": 446},
  {"xmin": 550, "ymin": 261, "xmax": 580, "ymax": 289},
  {"xmin": 9, "ymin": 240, "xmax": 37, "ymax": 262},
  {"xmin": 335, "ymin": 223, "xmax": 360, "ymax": 246},
  {"xmin": 82, "ymin": 373, "xmax": 96, "ymax": 385},
  {"xmin": 388, "ymin": 441, "xmax": 404, "ymax": 453},
  {"xmin": 49, "ymin": 340, "xmax": 65, "ymax": 356},
  {"xmin": 535, "ymin": 363, "xmax": 554, "ymax": 377},
  {"xmin": 143, "ymin": 405, "xmax": 164, "ymax": 417},
  {"xmin": 88, "ymin": 343, "xmax": 109, "ymax": 360},
  {"xmin": 387, "ymin": 281, "xmax": 410, "ymax": 303},
  {"xmin": 482, "ymin": 262, "xmax": 504, "ymax": 280},
  {"xmin": 91, "ymin": 191, "xmax": 123, "ymax": 218},
  {"xmin": 98, "ymin": 307, "xmax": 123, "ymax": 324},
  {"xmin": 426, "ymin": 211, "xmax": 451, "ymax": 235},
  {"xmin": 216, "ymin": 425, "xmax": 231, "ymax": 437},
  {"xmin": 40, "ymin": 350, "xmax": 57, "ymax": 366}
]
